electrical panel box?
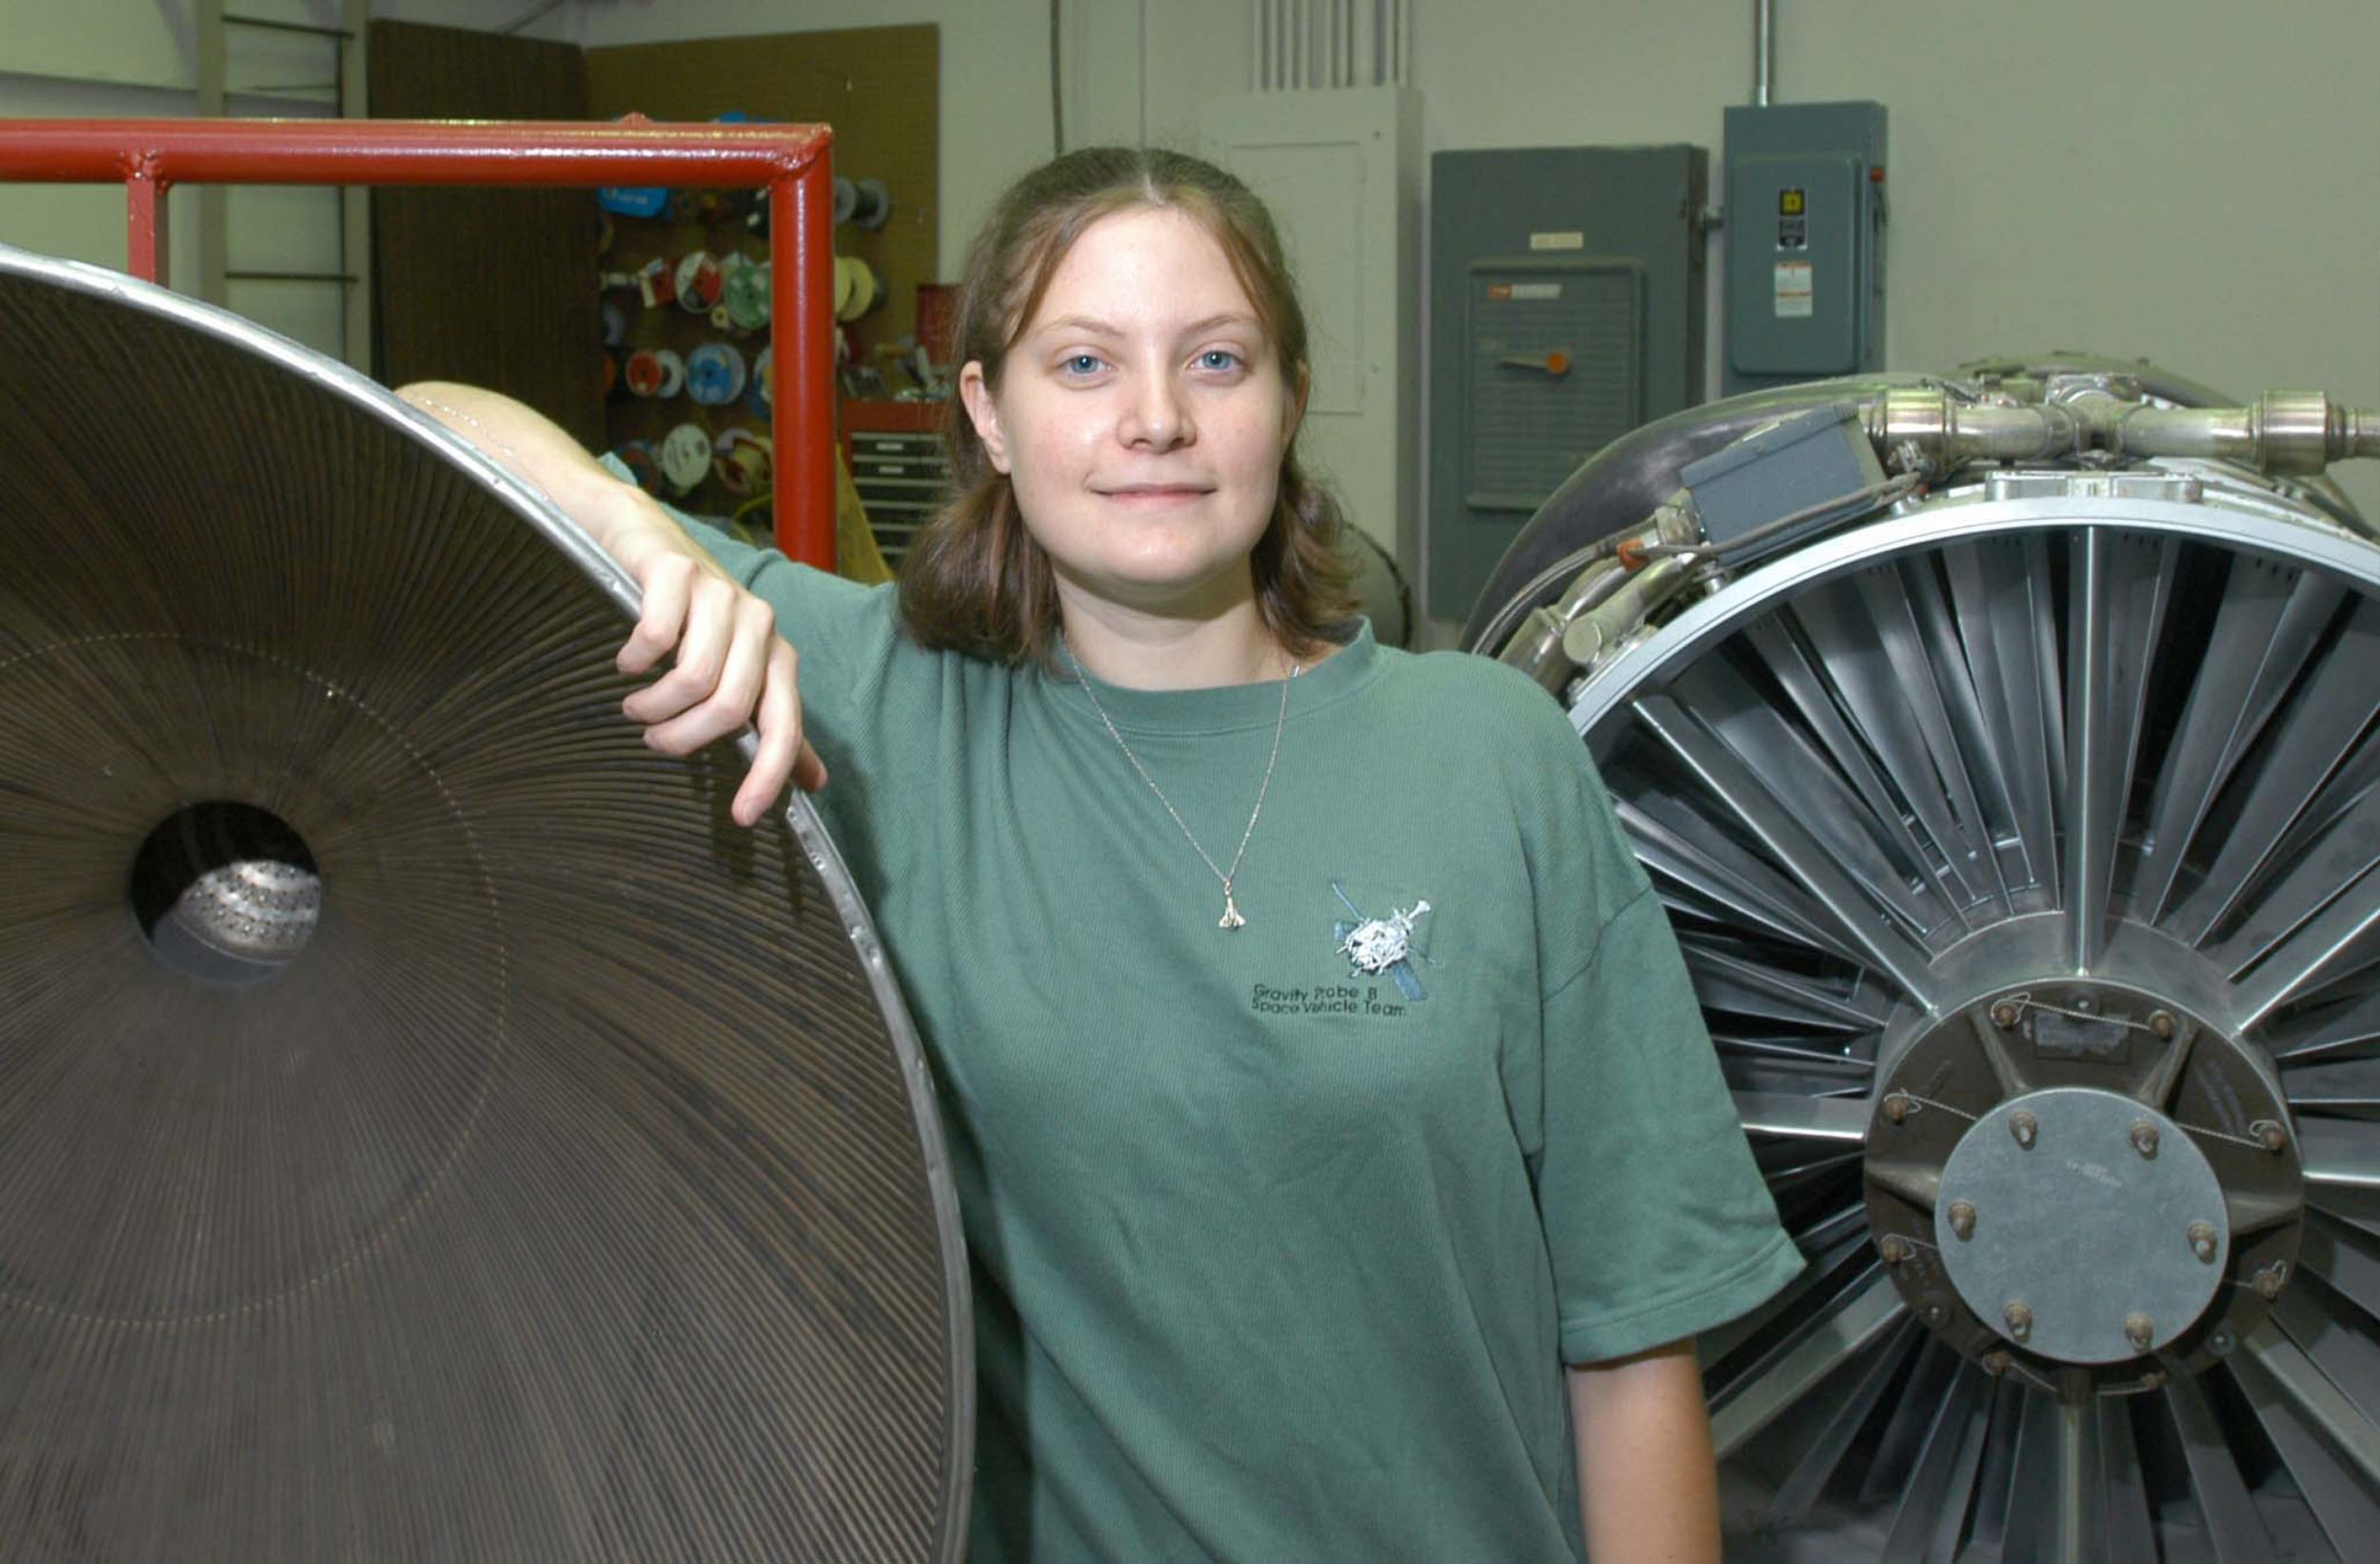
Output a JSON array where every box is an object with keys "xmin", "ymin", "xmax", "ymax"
[
  {"xmin": 1722, "ymin": 101, "xmax": 1887, "ymax": 395},
  {"xmin": 1427, "ymin": 144, "xmax": 1708, "ymax": 623}
]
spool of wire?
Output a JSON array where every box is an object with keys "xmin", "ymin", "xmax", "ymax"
[
  {"xmin": 848, "ymin": 177, "xmax": 892, "ymax": 230},
  {"xmin": 686, "ymin": 343, "xmax": 748, "ymax": 407},
  {"xmin": 634, "ymin": 257, "xmax": 675, "ymax": 308},
  {"xmin": 659, "ymin": 423, "xmax": 713, "ymax": 495},
  {"xmin": 724, "ymin": 261, "xmax": 771, "ymax": 333},
  {"xmin": 651, "ymin": 348, "xmax": 685, "ymax": 400},
  {"xmin": 833, "ymin": 256, "xmax": 881, "ymax": 324},
  {"xmin": 713, "ymin": 428, "xmax": 774, "ymax": 498},
  {"xmin": 674, "ymin": 250, "xmax": 724, "ymax": 314},
  {"xmin": 747, "ymin": 346, "xmax": 773, "ymax": 417}
]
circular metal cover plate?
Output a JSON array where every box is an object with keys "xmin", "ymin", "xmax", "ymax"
[{"xmin": 1934, "ymin": 1088, "xmax": 2227, "ymax": 1362}]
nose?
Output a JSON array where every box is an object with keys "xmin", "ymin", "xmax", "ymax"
[{"xmin": 1119, "ymin": 366, "xmax": 1193, "ymax": 451}]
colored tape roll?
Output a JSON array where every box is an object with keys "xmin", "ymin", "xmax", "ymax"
[
  {"xmin": 686, "ymin": 342, "xmax": 749, "ymax": 407},
  {"xmin": 624, "ymin": 348, "xmax": 664, "ymax": 399},
  {"xmin": 651, "ymin": 347, "xmax": 686, "ymax": 400},
  {"xmin": 724, "ymin": 261, "xmax": 771, "ymax": 332},
  {"xmin": 832, "ymin": 256, "xmax": 881, "ymax": 324},
  {"xmin": 659, "ymin": 423, "xmax": 713, "ymax": 495},
  {"xmin": 675, "ymin": 250, "xmax": 724, "ymax": 314},
  {"xmin": 635, "ymin": 257, "xmax": 676, "ymax": 309},
  {"xmin": 849, "ymin": 177, "xmax": 892, "ymax": 230},
  {"xmin": 712, "ymin": 428, "xmax": 774, "ymax": 497},
  {"xmin": 746, "ymin": 346, "xmax": 773, "ymax": 416},
  {"xmin": 832, "ymin": 257, "xmax": 856, "ymax": 322}
]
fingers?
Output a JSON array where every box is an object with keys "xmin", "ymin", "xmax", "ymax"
[
  {"xmin": 642, "ymin": 588, "xmax": 769, "ymax": 752},
  {"xmin": 624, "ymin": 574, "xmax": 737, "ymax": 726},
  {"xmin": 617, "ymin": 551, "xmax": 693, "ymax": 678},
  {"xmin": 791, "ymin": 737, "xmax": 829, "ymax": 796},
  {"xmin": 607, "ymin": 525, "xmax": 823, "ymax": 823},
  {"xmin": 732, "ymin": 640, "xmax": 827, "ymax": 825}
]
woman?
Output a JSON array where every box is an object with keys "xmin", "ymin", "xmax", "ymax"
[{"xmin": 405, "ymin": 146, "xmax": 1797, "ymax": 1563}]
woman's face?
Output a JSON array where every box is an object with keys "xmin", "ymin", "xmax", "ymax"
[{"xmin": 959, "ymin": 206, "xmax": 1300, "ymax": 622}]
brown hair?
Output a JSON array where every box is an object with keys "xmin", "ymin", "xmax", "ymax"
[{"xmin": 898, "ymin": 146, "xmax": 1354, "ymax": 665}]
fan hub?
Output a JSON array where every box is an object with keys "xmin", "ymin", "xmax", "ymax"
[
  {"xmin": 1934, "ymin": 1087, "xmax": 2228, "ymax": 1364},
  {"xmin": 1863, "ymin": 978, "xmax": 2304, "ymax": 1390}
]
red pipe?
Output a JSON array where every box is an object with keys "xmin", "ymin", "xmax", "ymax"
[
  {"xmin": 0, "ymin": 117, "xmax": 837, "ymax": 568},
  {"xmin": 124, "ymin": 160, "xmax": 169, "ymax": 286},
  {"xmin": 777, "ymin": 159, "xmax": 835, "ymax": 601}
]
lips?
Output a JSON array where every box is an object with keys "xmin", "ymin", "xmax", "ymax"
[{"xmin": 1096, "ymin": 483, "xmax": 1214, "ymax": 503}]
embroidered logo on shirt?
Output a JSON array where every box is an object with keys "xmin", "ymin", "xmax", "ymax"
[{"xmin": 1331, "ymin": 882, "xmax": 1434, "ymax": 1001}]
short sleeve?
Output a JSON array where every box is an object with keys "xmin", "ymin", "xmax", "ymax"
[{"xmin": 1537, "ymin": 885, "xmax": 1804, "ymax": 1364}]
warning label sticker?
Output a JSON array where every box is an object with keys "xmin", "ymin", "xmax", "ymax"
[
  {"xmin": 1774, "ymin": 260, "xmax": 1815, "ymax": 319},
  {"xmin": 1529, "ymin": 230, "xmax": 1585, "ymax": 251},
  {"xmin": 1487, "ymin": 282, "xmax": 1562, "ymax": 302}
]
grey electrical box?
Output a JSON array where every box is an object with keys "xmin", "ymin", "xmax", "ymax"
[
  {"xmin": 1427, "ymin": 144, "xmax": 1708, "ymax": 622},
  {"xmin": 1722, "ymin": 101, "xmax": 1887, "ymax": 396},
  {"xmin": 1680, "ymin": 401, "xmax": 1884, "ymax": 560}
]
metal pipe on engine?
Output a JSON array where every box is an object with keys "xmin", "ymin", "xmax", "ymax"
[
  {"xmin": 1864, "ymin": 387, "xmax": 2378, "ymax": 477},
  {"xmin": 2114, "ymin": 393, "xmax": 2379, "ymax": 474},
  {"xmin": 1865, "ymin": 388, "xmax": 2082, "ymax": 465},
  {"xmin": 1561, "ymin": 556, "xmax": 1696, "ymax": 675},
  {"xmin": 1496, "ymin": 501, "xmax": 1700, "ymax": 692}
]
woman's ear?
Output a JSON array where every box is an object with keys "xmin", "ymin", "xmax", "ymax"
[{"xmin": 959, "ymin": 361, "xmax": 1011, "ymax": 474}]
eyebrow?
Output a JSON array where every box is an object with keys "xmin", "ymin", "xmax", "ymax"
[{"xmin": 1033, "ymin": 311, "xmax": 1262, "ymax": 340}]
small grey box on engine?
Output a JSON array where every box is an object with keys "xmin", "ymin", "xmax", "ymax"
[{"xmin": 1680, "ymin": 401, "xmax": 1885, "ymax": 560}]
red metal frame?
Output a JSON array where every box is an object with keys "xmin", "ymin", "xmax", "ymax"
[{"xmin": 0, "ymin": 117, "xmax": 837, "ymax": 569}]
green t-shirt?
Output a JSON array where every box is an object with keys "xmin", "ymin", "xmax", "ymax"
[{"xmin": 654, "ymin": 498, "xmax": 1799, "ymax": 1561}]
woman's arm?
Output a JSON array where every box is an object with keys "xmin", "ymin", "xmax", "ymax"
[
  {"xmin": 1568, "ymin": 1337, "xmax": 1721, "ymax": 1563},
  {"xmin": 395, "ymin": 381, "xmax": 823, "ymax": 821}
]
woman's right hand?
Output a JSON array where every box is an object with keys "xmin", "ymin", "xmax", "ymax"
[
  {"xmin": 394, "ymin": 384, "xmax": 824, "ymax": 827},
  {"xmin": 600, "ymin": 508, "xmax": 828, "ymax": 825}
]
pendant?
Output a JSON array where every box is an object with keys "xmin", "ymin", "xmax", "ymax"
[{"xmin": 1219, "ymin": 891, "xmax": 1246, "ymax": 931}]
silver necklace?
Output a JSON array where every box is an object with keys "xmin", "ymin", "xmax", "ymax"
[{"xmin": 1061, "ymin": 637, "xmax": 1300, "ymax": 931}]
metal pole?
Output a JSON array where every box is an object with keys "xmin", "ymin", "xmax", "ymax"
[
  {"xmin": 773, "ymin": 157, "xmax": 838, "ymax": 568},
  {"xmin": 197, "ymin": 0, "xmax": 228, "ymax": 306},
  {"xmin": 1754, "ymin": 0, "xmax": 1775, "ymax": 106},
  {"xmin": 125, "ymin": 164, "xmax": 169, "ymax": 285},
  {"xmin": 340, "ymin": 0, "xmax": 373, "ymax": 375}
]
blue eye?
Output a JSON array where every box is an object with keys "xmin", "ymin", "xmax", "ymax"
[
  {"xmin": 1061, "ymin": 353, "xmax": 1105, "ymax": 376},
  {"xmin": 1197, "ymin": 349, "xmax": 1242, "ymax": 372}
]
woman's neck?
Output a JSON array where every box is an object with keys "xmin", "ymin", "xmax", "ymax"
[{"xmin": 1057, "ymin": 593, "xmax": 1295, "ymax": 690}]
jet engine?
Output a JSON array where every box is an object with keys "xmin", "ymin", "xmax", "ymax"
[{"xmin": 1471, "ymin": 360, "xmax": 2380, "ymax": 1560}]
